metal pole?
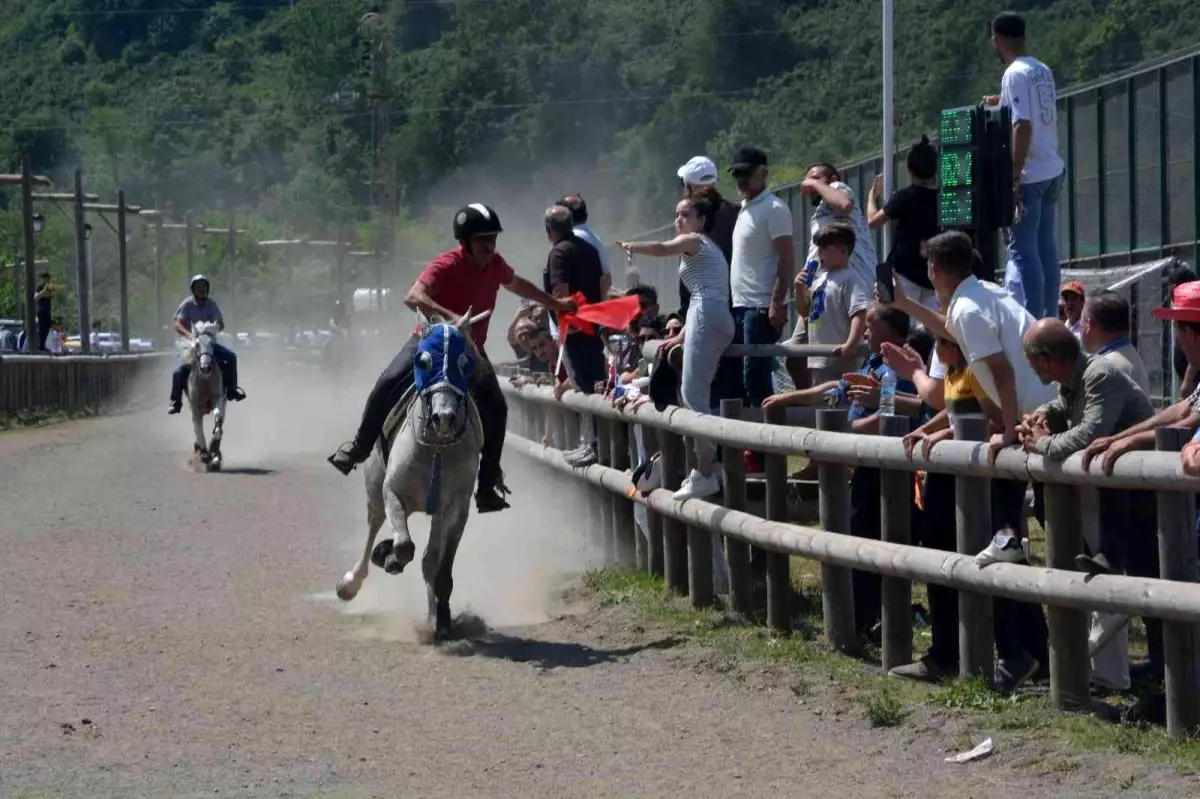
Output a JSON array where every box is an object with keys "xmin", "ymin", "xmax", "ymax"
[
  {"xmin": 20, "ymin": 155, "xmax": 37, "ymax": 350},
  {"xmin": 73, "ymin": 169, "xmax": 91, "ymax": 354},
  {"xmin": 86, "ymin": 230, "xmax": 94, "ymax": 318},
  {"xmin": 117, "ymin": 191, "xmax": 129, "ymax": 354},
  {"xmin": 881, "ymin": 0, "xmax": 895, "ymax": 255}
]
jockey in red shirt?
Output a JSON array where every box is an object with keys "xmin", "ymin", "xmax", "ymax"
[{"xmin": 328, "ymin": 203, "xmax": 575, "ymax": 513}]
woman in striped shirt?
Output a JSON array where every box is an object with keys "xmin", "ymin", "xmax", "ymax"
[{"xmin": 619, "ymin": 187, "xmax": 735, "ymax": 500}]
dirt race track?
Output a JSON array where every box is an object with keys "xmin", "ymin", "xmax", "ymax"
[{"xmin": 0, "ymin": 373, "xmax": 1196, "ymax": 798}]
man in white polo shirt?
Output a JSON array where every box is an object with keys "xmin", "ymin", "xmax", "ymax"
[
  {"xmin": 728, "ymin": 146, "xmax": 794, "ymax": 407},
  {"xmin": 924, "ymin": 231, "xmax": 1056, "ymax": 456}
]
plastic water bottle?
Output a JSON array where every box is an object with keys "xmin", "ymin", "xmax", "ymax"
[
  {"xmin": 801, "ymin": 258, "xmax": 820, "ymax": 287},
  {"xmin": 877, "ymin": 365, "xmax": 897, "ymax": 417}
]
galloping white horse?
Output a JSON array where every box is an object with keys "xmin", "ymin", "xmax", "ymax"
[
  {"xmin": 178, "ymin": 321, "xmax": 227, "ymax": 471},
  {"xmin": 336, "ymin": 309, "xmax": 488, "ymax": 640}
]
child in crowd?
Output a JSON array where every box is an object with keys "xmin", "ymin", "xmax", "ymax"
[
  {"xmin": 867, "ymin": 135, "xmax": 941, "ymax": 311},
  {"xmin": 803, "ymin": 222, "xmax": 873, "ymax": 386}
]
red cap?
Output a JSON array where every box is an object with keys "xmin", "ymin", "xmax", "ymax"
[
  {"xmin": 1153, "ymin": 282, "xmax": 1200, "ymax": 323},
  {"xmin": 1060, "ymin": 280, "xmax": 1085, "ymax": 297}
]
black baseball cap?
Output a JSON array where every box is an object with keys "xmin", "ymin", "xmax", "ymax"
[{"xmin": 729, "ymin": 147, "xmax": 768, "ymax": 175}]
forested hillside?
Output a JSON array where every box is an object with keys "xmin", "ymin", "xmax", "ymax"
[{"xmin": 1, "ymin": 0, "xmax": 1196, "ymax": 332}]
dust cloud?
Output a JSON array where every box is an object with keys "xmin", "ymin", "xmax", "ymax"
[{"xmin": 141, "ymin": 336, "xmax": 604, "ymax": 639}]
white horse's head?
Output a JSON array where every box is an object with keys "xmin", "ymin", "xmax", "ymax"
[
  {"xmin": 190, "ymin": 322, "xmax": 220, "ymax": 375},
  {"xmin": 414, "ymin": 309, "xmax": 480, "ymax": 440}
]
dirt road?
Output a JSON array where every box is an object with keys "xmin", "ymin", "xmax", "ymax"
[{"xmin": 0, "ymin": 377, "xmax": 1193, "ymax": 797}]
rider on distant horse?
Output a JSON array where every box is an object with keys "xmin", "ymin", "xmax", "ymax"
[
  {"xmin": 168, "ymin": 274, "xmax": 247, "ymax": 414},
  {"xmin": 328, "ymin": 202, "xmax": 576, "ymax": 513}
]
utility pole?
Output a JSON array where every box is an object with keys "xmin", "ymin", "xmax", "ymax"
[
  {"xmin": 360, "ymin": 12, "xmax": 395, "ymax": 300},
  {"xmin": 117, "ymin": 190, "xmax": 129, "ymax": 353},
  {"xmin": 227, "ymin": 208, "xmax": 236, "ymax": 320},
  {"xmin": 20, "ymin": 156, "xmax": 37, "ymax": 350},
  {"xmin": 184, "ymin": 209, "xmax": 195, "ymax": 277},
  {"xmin": 153, "ymin": 203, "xmax": 164, "ymax": 345},
  {"xmin": 73, "ymin": 169, "xmax": 91, "ymax": 353}
]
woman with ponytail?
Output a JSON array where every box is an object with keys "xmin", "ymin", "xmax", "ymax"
[{"xmin": 618, "ymin": 186, "xmax": 735, "ymax": 500}]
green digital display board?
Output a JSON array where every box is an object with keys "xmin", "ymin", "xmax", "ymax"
[
  {"xmin": 940, "ymin": 150, "xmax": 974, "ymax": 189},
  {"xmin": 939, "ymin": 189, "xmax": 974, "ymax": 227},
  {"xmin": 939, "ymin": 105, "xmax": 979, "ymax": 228},
  {"xmin": 939, "ymin": 107, "xmax": 974, "ymax": 146}
]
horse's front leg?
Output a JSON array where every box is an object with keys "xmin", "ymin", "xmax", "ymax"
[
  {"xmin": 192, "ymin": 406, "xmax": 208, "ymax": 462},
  {"xmin": 209, "ymin": 398, "xmax": 226, "ymax": 469},
  {"xmin": 337, "ymin": 457, "xmax": 387, "ymax": 601},
  {"xmin": 381, "ymin": 483, "xmax": 416, "ymax": 575},
  {"xmin": 423, "ymin": 502, "xmax": 469, "ymax": 640}
]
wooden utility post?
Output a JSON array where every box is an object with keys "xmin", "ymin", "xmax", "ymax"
[
  {"xmin": 20, "ymin": 155, "xmax": 37, "ymax": 350},
  {"xmin": 335, "ymin": 228, "xmax": 346, "ymax": 300},
  {"xmin": 73, "ymin": 169, "xmax": 91, "ymax": 354},
  {"xmin": 184, "ymin": 210, "xmax": 194, "ymax": 277},
  {"xmin": 227, "ymin": 208, "xmax": 236, "ymax": 318},
  {"xmin": 117, "ymin": 191, "xmax": 129, "ymax": 353},
  {"xmin": 153, "ymin": 213, "xmax": 165, "ymax": 345}
]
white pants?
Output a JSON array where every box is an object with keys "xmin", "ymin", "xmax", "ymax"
[
  {"xmin": 682, "ymin": 298, "xmax": 735, "ymax": 461},
  {"xmin": 897, "ymin": 273, "xmax": 941, "ymax": 313}
]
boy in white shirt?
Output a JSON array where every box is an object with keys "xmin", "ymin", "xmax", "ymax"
[{"xmin": 802, "ymin": 222, "xmax": 872, "ymax": 386}]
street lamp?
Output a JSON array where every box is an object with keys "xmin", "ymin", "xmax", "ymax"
[
  {"xmin": 32, "ymin": 213, "xmax": 44, "ymax": 233},
  {"xmin": 84, "ymin": 222, "xmax": 93, "ymax": 240}
]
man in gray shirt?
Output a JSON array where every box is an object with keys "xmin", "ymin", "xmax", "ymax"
[
  {"xmin": 1079, "ymin": 289, "xmax": 1150, "ymax": 394},
  {"xmin": 169, "ymin": 274, "xmax": 246, "ymax": 414}
]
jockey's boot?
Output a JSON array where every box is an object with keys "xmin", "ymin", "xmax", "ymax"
[
  {"xmin": 168, "ymin": 399, "xmax": 182, "ymax": 415},
  {"xmin": 475, "ymin": 485, "xmax": 510, "ymax": 514},
  {"xmin": 226, "ymin": 386, "xmax": 247, "ymax": 402},
  {"xmin": 327, "ymin": 440, "xmax": 370, "ymax": 476}
]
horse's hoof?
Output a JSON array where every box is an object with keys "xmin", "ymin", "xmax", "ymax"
[
  {"xmin": 371, "ymin": 540, "xmax": 393, "ymax": 569},
  {"xmin": 434, "ymin": 603, "xmax": 453, "ymax": 641},
  {"xmin": 383, "ymin": 553, "xmax": 405, "ymax": 575},
  {"xmin": 336, "ymin": 574, "xmax": 360, "ymax": 602},
  {"xmin": 208, "ymin": 459, "xmax": 221, "ymax": 473}
]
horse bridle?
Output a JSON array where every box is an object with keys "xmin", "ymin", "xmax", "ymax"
[{"xmin": 413, "ymin": 323, "xmax": 474, "ymax": 451}]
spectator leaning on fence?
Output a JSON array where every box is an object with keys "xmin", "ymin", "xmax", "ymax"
[
  {"xmin": 619, "ymin": 187, "xmax": 736, "ymax": 501},
  {"xmin": 985, "ymin": 11, "xmax": 1065, "ymax": 319},
  {"xmin": 886, "ymin": 230, "xmax": 1056, "ymax": 459},
  {"xmin": 1166, "ymin": 264, "xmax": 1199, "ymax": 397},
  {"xmin": 1019, "ymin": 318, "xmax": 1162, "ymax": 687},
  {"xmin": 1084, "ymin": 281, "xmax": 1200, "ymax": 473},
  {"xmin": 1079, "ymin": 289, "xmax": 1150, "ymax": 394},
  {"xmin": 45, "ymin": 320, "xmax": 66, "ymax": 354},
  {"xmin": 867, "ymin": 135, "xmax": 941, "ymax": 311},
  {"xmin": 728, "ymin": 146, "xmax": 794, "ymax": 408}
]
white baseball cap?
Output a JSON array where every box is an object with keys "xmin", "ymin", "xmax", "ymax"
[{"xmin": 676, "ymin": 156, "xmax": 718, "ymax": 187}]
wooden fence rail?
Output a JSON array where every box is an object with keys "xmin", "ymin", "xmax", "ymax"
[
  {"xmin": 0, "ymin": 353, "xmax": 173, "ymax": 415},
  {"xmin": 500, "ymin": 382, "xmax": 1200, "ymax": 737}
]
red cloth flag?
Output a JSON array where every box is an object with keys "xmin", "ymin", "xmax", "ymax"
[{"xmin": 553, "ymin": 292, "xmax": 644, "ymax": 382}]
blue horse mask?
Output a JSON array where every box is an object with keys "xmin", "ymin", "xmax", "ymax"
[{"xmin": 413, "ymin": 322, "xmax": 475, "ymax": 395}]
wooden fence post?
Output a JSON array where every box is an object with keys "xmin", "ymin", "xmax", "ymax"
[
  {"xmin": 816, "ymin": 408, "xmax": 857, "ymax": 652},
  {"xmin": 626, "ymin": 421, "xmax": 648, "ymax": 572},
  {"xmin": 952, "ymin": 415, "xmax": 995, "ymax": 681},
  {"xmin": 764, "ymin": 404, "xmax": 793, "ymax": 634},
  {"xmin": 643, "ymin": 426, "xmax": 665, "ymax": 578},
  {"xmin": 609, "ymin": 416, "xmax": 637, "ymax": 569},
  {"xmin": 721, "ymin": 399, "xmax": 753, "ymax": 615},
  {"xmin": 879, "ymin": 413, "xmax": 913, "ymax": 671},
  {"xmin": 658, "ymin": 428, "xmax": 689, "ymax": 594},
  {"xmin": 596, "ymin": 414, "xmax": 615, "ymax": 564},
  {"xmin": 684, "ymin": 437, "xmax": 715, "ymax": 608},
  {"xmin": 1156, "ymin": 426, "xmax": 1200, "ymax": 738},
  {"xmin": 1043, "ymin": 482, "xmax": 1091, "ymax": 710}
]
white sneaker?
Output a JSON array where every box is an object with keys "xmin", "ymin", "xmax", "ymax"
[
  {"xmin": 673, "ymin": 469, "xmax": 721, "ymax": 501},
  {"xmin": 974, "ymin": 527, "xmax": 1026, "ymax": 567}
]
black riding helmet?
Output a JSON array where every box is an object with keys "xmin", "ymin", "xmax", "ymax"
[{"xmin": 453, "ymin": 203, "xmax": 503, "ymax": 245}]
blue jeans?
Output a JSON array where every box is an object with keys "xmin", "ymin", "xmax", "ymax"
[
  {"xmin": 171, "ymin": 342, "xmax": 238, "ymax": 403},
  {"xmin": 1004, "ymin": 173, "xmax": 1063, "ymax": 319},
  {"xmin": 731, "ymin": 307, "xmax": 781, "ymax": 408}
]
